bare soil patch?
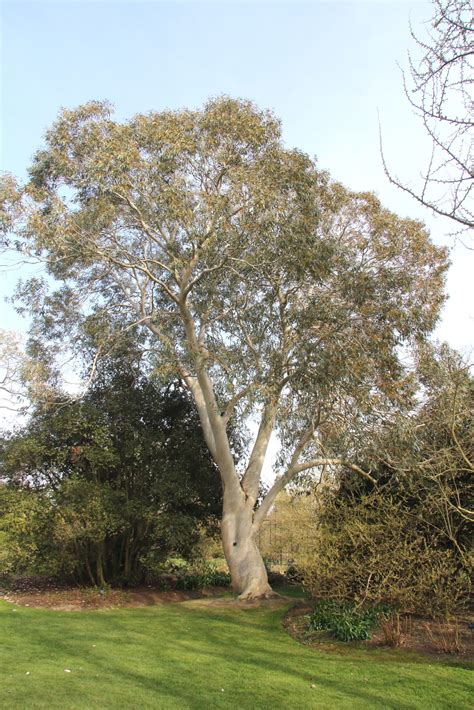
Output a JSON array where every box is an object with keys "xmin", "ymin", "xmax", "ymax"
[
  {"xmin": 181, "ymin": 594, "xmax": 293, "ymax": 610},
  {"xmin": 0, "ymin": 580, "xmax": 229, "ymax": 611},
  {"xmin": 0, "ymin": 578, "xmax": 295, "ymax": 611},
  {"xmin": 283, "ymin": 602, "xmax": 474, "ymax": 661}
]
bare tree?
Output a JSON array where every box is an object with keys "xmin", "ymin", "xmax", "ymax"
[{"xmin": 382, "ymin": 0, "xmax": 473, "ymax": 234}]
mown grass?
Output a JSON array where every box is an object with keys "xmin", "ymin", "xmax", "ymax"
[{"xmin": 0, "ymin": 598, "xmax": 472, "ymax": 709}]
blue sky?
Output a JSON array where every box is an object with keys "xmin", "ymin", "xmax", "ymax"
[
  {"xmin": 1, "ymin": 0, "xmax": 472, "ymax": 356},
  {"xmin": 3, "ymin": 1, "xmax": 431, "ymax": 183}
]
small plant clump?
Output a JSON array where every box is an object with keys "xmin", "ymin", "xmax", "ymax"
[
  {"xmin": 174, "ymin": 569, "xmax": 231, "ymax": 591},
  {"xmin": 380, "ymin": 612, "xmax": 413, "ymax": 647},
  {"xmin": 307, "ymin": 600, "xmax": 393, "ymax": 642},
  {"xmin": 157, "ymin": 561, "xmax": 231, "ymax": 591},
  {"xmin": 423, "ymin": 621, "xmax": 465, "ymax": 654}
]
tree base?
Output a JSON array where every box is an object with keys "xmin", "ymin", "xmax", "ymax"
[{"xmin": 237, "ymin": 585, "xmax": 279, "ymax": 601}]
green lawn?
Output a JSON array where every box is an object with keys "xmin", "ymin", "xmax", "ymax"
[{"xmin": 0, "ymin": 598, "xmax": 472, "ymax": 709}]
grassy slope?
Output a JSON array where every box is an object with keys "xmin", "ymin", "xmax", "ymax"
[{"xmin": 0, "ymin": 599, "xmax": 472, "ymax": 709}]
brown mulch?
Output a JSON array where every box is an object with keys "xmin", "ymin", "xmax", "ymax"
[
  {"xmin": 283, "ymin": 602, "xmax": 474, "ymax": 660},
  {"xmin": 0, "ymin": 581, "xmax": 230, "ymax": 611},
  {"xmin": 0, "ymin": 577, "xmax": 293, "ymax": 611}
]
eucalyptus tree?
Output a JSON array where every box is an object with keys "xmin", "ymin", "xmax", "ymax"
[{"xmin": 1, "ymin": 97, "xmax": 448, "ymax": 597}]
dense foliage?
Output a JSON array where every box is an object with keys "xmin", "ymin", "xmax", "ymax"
[{"xmin": 0, "ymin": 356, "xmax": 223, "ymax": 586}]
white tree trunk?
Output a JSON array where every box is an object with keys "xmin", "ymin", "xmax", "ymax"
[{"xmin": 221, "ymin": 492, "xmax": 274, "ymax": 599}]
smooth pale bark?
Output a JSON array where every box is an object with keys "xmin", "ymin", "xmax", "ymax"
[
  {"xmin": 221, "ymin": 490, "xmax": 274, "ymax": 599},
  {"xmin": 177, "ymin": 306, "xmax": 276, "ymax": 597}
]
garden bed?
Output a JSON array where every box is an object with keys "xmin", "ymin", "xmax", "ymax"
[
  {"xmin": 0, "ymin": 577, "xmax": 300, "ymax": 611},
  {"xmin": 0, "ymin": 578, "xmax": 230, "ymax": 610},
  {"xmin": 283, "ymin": 602, "xmax": 474, "ymax": 660}
]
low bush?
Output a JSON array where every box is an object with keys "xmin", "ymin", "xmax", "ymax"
[
  {"xmin": 163, "ymin": 560, "xmax": 231, "ymax": 591},
  {"xmin": 423, "ymin": 621, "xmax": 465, "ymax": 654},
  {"xmin": 296, "ymin": 492, "xmax": 471, "ymax": 618},
  {"xmin": 380, "ymin": 613, "xmax": 413, "ymax": 647},
  {"xmin": 174, "ymin": 569, "xmax": 231, "ymax": 590},
  {"xmin": 307, "ymin": 600, "xmax": 392, "ymax": 642},
  {"xmin": 331, "ymin": 611, "xmax": 374, "ymax": 642},
  {"xmin": 307, "ymin": 600, "xmax": 346, "ymax": 631}
]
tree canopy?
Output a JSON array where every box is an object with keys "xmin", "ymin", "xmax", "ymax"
[{"xmin": 1, "ymin": 96, "xmax": 449, "ymax": 597}]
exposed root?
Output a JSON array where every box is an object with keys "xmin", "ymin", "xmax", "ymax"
[{"xmin": 237, "ymin": 587, "xmax": 280, "ymax": 602}]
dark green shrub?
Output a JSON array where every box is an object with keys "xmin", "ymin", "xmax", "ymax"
[
  {"xmin": 175, "ymin": 574, "xmax": 202, "ymax": 591},
  {"xmin": 208, "ymin": 570, "xmax": 231, "ymax": 587},
  {"xmin": 308, "ymin": 601, "xmax": 392, "ymax": 641},
  {"xmin": 0, "ymin": 372, "xmax": 225, "ymax": 587},
  {"xmin": 330, "ymin": 610, "xmax": 374, "ymax": 641},
  {"xmin": 174, "ymin": 571, "xmax": 231, "ymax": 590},
  {"xmin": 159, "ymin": 577, "xmax": 173, "ymax": 592},
  {"xmin": 173, "ymin": 561, "xmax": 231, "ymax": 591},
  {"xmin": 307, "ymin": 600, "xmax": 347, "ymax": 631}
]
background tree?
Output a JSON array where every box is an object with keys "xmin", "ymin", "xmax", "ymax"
[
  {"xmin": 0, "ymin": 330, "xmax": 49, "ymax": 415},
  {"xmin": 0, "ymin": 344, "xmax": 223, "ymax": 586},
  {"xmin": 381, "ymin": 0, "xmax": 473, "ymax": 232},
  {"xmin": 0, "ymin": 330, "xmax": 25, "ymax": 413},
  {"xmin": 1, "ymin": 97, "xmax": 448, "ymax": 598},
  {"xmin": 257, "ymin": 489, "xmax": 318, "ymax": 569}
]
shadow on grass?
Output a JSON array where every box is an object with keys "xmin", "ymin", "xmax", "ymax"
[{"xmin": 1, "ymin": 601, "xmax": 472, "ymax": 709}]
